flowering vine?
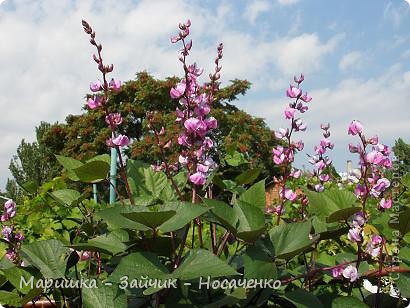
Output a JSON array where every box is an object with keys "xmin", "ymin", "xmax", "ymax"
[
  {"xmin": 81, "ymin": 20, "xmax": 133, "ymax": 204},
  {"xmin": 169, "ymin": 20, "xmax": 221, "ymax": 187},
  {"xmin": 1, "ymin": 199, "xmax": 24, "ymax": 264},
  {"xmin": 271, "ymin": 74, "xmax": 312, "ymax": 223},
  {"xmin": 308, "ymin": 123, "xmax": 334, "ymax": 192}
]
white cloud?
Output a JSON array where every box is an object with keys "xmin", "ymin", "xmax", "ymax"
[
  {"xmin": 383, "ymin": 2, "xmax": 410, "ymax": 28},
  {"xmin": 243, "ymin": 0, "xmax": 271, "ymax": 24},
  {"xmin": 339, "ymin": 51, "xmax": 362, "ymax": 71},
  {"xmin": 273, "ymin": 33, "xmax": 343, "ymax": 75},
  {"xmin": 277, "ymin": 0, "xmax": 300, "ymax": 5}
]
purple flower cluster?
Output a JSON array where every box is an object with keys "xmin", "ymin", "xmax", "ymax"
[
  {"xmin": 1, "ymin": 199, "xmax": 24, "ymax": 263},
  {"xmin": 81, "ymin": 20, "xmax": 129, "ymax": 148},
  {"xmin": 271, "ymin": 74, "xmax": 312, "ymax": 216},
  {"xmin": 170, "ymin": 20, "xmax": 221, "ymax": 186},
  {"xmin": 308, "ymin": 123, "xmax": 334, "ymax": 192},
  {"xmin": 347, "ymin": 120, "xmax": 393, "ymax": 210}
]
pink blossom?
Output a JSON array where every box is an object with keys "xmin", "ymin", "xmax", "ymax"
[
  {"xmin": 2, "ymin": 225, "xmax": 13, "ymax": 240},
  {"xmin": 286, "ymin": 86, "xmax": 302, "ymax": 98},
  {"xmin": 320, "ymin": 123, "xmax": 330, "ymax": 130},
  {"xmin": 197, "ymin": 164, "xmax": 209, "ymax": 173},
  {"xmin": 178, "ymin": 155, "xmax": 188, "ymax": 165},
  {"xmin": 90, "ymin": 81, "xmax": 102, "ymax": 92},
  {"xmin": 184, "ymin": 118, "xmax": 208, "ymax": 137},
  {"xmin": 284, "ymin": 188, "xmax": 297, "ymax": 201},
  {"xmin": 294, "ymin": 119, "xmax": 306, "ymax": 131},
  {"xmin": 14, "ymin": 232, "xmax": 24, "ymax": 242},
  {"xmin": 368, "ymin": 135, "xmax": 379, "ymax": 145},
  {"xmin": 354, "ymin": 184, "xmax": 367, "ymax": 197},
  {"xmin": 314, "ymin": 184, "xmax": 324, "ymax": 192},
  {"xmin": 332, "ymin": 266, "xmax": 344, "ymax": 278},
  {"xmin": 352, "ymin": 212, "xmax": 365, "ymax": 227},
  {"xmin": 105, "ymin": 113, "xmax": 123, "ymax": 128},
  {"xmin": 107, "ymin": 134, "xmax": 129, "ymax": 147},
  {"xmin": 109, "ymin": 78, "xmax": 121, "ymax": 92},
  {"xmin": 294, "ymin": 140, "xmax": 304, "ymax": 151},
  {"xmin": 170, "ymin": 81, "xmax": 186, "ymax": 99},
  {"xmin": 205, "ymin": 117, "xmax": 218, "ymax": 129},
  {"xmin": 294, "ymin": 73, "xmax": 304, "ymax": 84},
  {"xmin": 348, "ymin": 227, "xmax": 362, "ymax": 242},
  {"xmin": 189, "ymin": 172, "xmax": 206, "ymax": 185},
  {"xmin": 319, "ymin": 174, "xmax": 330, "ymax": 182},
  {"xmin": 290, "ymin": 169, "xmax": 302, "ymax": 178},
  {"xmin": 178, "ymin": 133, "xmax": 190, "ymax": 147},
  {"xmin": 348, "ymin": 120, "xmax": 363, "ymax": 135},
  {"xmin": 87, "ymin": 95, "xmax": 104, "ymax": 109},
  {"xmin": 379, "ymin": 197, "xmax": 392, "ymax": 209},
  {"xmin": 342, "ymin": 265, "xmax": 358, "ymax": 282},
  {"xmin": 284, "ymin": 106, "xmax": 297, "ymax": 119},
  {"xmin": 349, "ymin": 143, "xmax": 360, "ymax": 153},
  {"xmin": 300, "ymin": 92, "xmax": 312, "ymax": 102},
  {"xmin": 274, "ymin": 128, "xmax": 288, "ymax": 139}
]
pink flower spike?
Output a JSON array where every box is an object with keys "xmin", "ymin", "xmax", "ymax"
[
  {"xmin": 286, "ymin": 85, "xmax": 302, "ymax": 98},
  {"xmin": 348, "ymin": 120, "xmax": 363, "ymax": 135},
  {"xmin": 109, "ymin": 78, "xmax": 121, "ymax": 92}
]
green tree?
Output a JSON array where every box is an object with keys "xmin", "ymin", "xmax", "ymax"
[
  {"xmin": 393, "ymin": 138, "xmax": 410, "ymax": 174},
  {"xmin": 39, "ymin": 71, "xmax": 278, "ymax": 179},
  {"xmin": 7, "ymin": 122, "xmax": 60, "ymax": 200}
]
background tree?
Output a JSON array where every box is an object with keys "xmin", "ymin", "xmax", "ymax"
[
  {"xmin": 393, "ymin": 137, "xmax": 410, "ymax": 174},
  {"xmin": 7, "ymin": 71, "xmax": 279, "ymax": 195}
]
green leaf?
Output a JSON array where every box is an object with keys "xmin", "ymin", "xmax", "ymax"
[
  {"xmin": 82, "ymin": 283, "xmax": 126, "ymax": 308},
  {"xmin": 173, "ymin": 249, "xmax": 239, "ymax": 280},
  {"xmin": 109, "ymin": 252, "xmax": 170, "ymax": 283},
  {"xmin": 225, "ymin": 151, "xmax": 247, "ymax": 166},
  {"xmin": 122, "ymin": 209, "xmax": 176, "ymax": 230},
  {"xmin": 0, "ymin": 290, "xmax": 21, "ymax": 306},
  {"xmin": 50, "ymin": 189, "xmax": 81, "ymax": 207},
  {"xmin": 402, "ymin": 173, "xmax": 410, "ymax": 189},
  {"xmin": 21, "ymin": 239, "xmax": 68, "ymax": 279},
  {"xmin": 331, "ymin": 296, "xmax": 367, "ymax": 307},
  {"xmin": 396, "ymin": 272, "xmax": 410, "ymax": 298},
  {"xmin": 127, "ymin": 159, "xmax": 151, "ymax": 197},
  {"xmin": 238, "ymin": 179, "xmax": 266, "ymax": 209},
  {"xmin": 73, "ymin": 160, "xmax": 110, "ymax": 183},
  {"xmin": 3, "ymin": 266, "xmax": 40, "ymax": 294},
  {"xmin": 243, "ymin": 246, "xmax": 277, "ymax": 279},
  {"xmin": 235, "ymin": 168, "xmax": 261, "ymax": 185},
  {"xmin": 70, "ymin": 230, "xmax": 128, "ymax": 255},
  {"xmin": 269, "ymin": 221, "xmax": 318, "ymax": 260},
  {"xmin": 87, "ymin": 154, "xmax": 111, "ymax": 164},
  {"xmin": 235, "ymin": 200, "xmax": 266, "ymax": 242},
  {"xmin": 204, "ymin": 198, "xmax": 237, "ymax": 232},
  {"xmin": 96, "ymin": 206, "xmax": 149, "ymax": 231},
  {"xmin": 305, "ymin": 188, "xmax": 360, "ymax": 223},
  {"xmin": 284, "ymin": 288, "xmax": 323, "ymax": 308},
  {"xmin": 55, "ymin": 154, "xmax": 83, "ymax": 181},
  {"xmin": 389, "ymin": 206, "xmax": 410, "ymax": 236},
  {"xmin": 204, "ymin": 288, "xmax": 247, "ymax": 308},
  {"xmin": 144, "ymin": 167, "xmax": 168, "ymax": 198},
  {"xmin": 159, "ymin": 202, "xmax": 211, "ymax": 232}
]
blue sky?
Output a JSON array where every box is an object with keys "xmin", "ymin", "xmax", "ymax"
[{"xmin": 0, "ymin": 0, "xmax": 409, "ymax": 189}]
